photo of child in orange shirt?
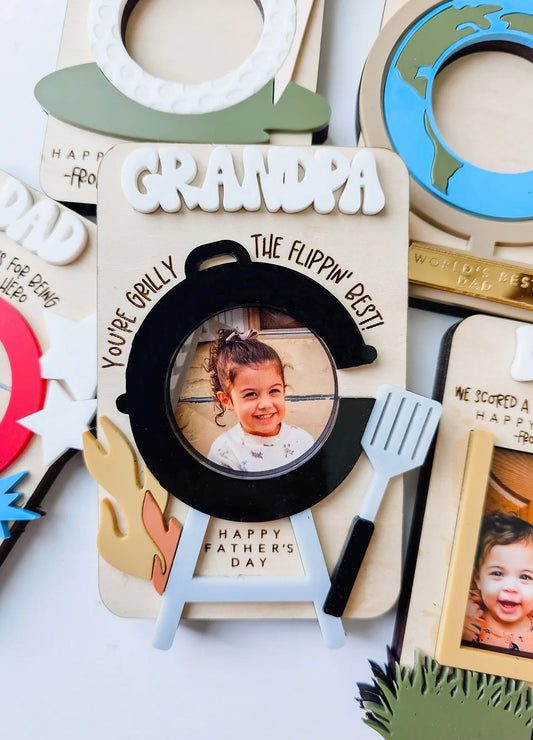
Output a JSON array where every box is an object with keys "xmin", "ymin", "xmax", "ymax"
[{"xmin": 462, "ymin": 510, "xmax": 533, "ymax": 655}]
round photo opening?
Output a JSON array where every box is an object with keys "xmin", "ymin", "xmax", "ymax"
[{"xmin": 170, "ymin": 308, "xmax": 338, "ymax": 477}]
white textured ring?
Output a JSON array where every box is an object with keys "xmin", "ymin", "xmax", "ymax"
[{"xmin": 89, "ymin": 0, "xmax": 296, "ymax": 114}]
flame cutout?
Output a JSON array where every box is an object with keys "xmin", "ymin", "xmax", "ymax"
[
  {"xmin": 142, "ymin": 490, "xmax": 182, "ymax": 594},
  {"xmin": 83, "ymin": 416, "xmax": 175, "ymax": 580}
]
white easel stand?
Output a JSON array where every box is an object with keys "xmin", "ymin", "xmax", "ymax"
[{"xmin": 153, "ymin": 507, "xmax": 346, "ymax": 650}]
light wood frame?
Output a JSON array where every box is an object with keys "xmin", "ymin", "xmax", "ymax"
[{"xmin": 436, "ymin": 429, "xmax": 533, "ymax": 681}]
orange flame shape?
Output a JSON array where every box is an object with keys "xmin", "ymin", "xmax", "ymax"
[{"xmin": 142, "ymin": 490, "xmax": 182, "ymax": 594}]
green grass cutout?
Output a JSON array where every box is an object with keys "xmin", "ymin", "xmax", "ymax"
[{"xmin": 358, "ymin": 650, "xmax": 533, "ymax": 739}]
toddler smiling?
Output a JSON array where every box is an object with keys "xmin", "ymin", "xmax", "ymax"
[
  {"xmin": 205, "ymin": 329, "xmax": 314, "ymax": 472},
  {"xmin": 462, "ymin": 510, "xmax": 533, "ymax": 654}
]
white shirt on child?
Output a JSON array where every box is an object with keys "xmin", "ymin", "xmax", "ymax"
[{"xmin": 207, "ymin": 422, "xmax": 314, "ymax": 472}]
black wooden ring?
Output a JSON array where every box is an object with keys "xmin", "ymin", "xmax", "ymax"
[{"xmin": 117, "ymin": 240, "xmax": 376, "ymax": 521}]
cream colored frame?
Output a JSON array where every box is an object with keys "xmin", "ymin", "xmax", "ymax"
[{"xmin": 436, "ymin": 429, "xmax": 533, "ymax": 681}]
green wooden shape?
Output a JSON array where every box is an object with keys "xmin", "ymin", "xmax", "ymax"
[
  {"xmin": 395, "ymin": 4, "xmax": 502, "ymax": 97},
  {"xmin": 358, "ymin": 652, "xmax": 533, "ymax": 740},
  {"xmin": 423, "ymin": 112, "xmax": 463, "ymax": 193},
  {"xmin": 501, "ymin": 12, "xmax": 533, "ymax": 34},
  {"xmin": 34, "ymin": 64, "xmax": 330, "ymax": 143}
]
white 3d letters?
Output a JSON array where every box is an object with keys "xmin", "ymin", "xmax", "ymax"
[
  {"xmin": 0, "ymin": 177, "xmax": 87, "ymax": 265},
  {"xmin": 121, "ymin": 146, "xmax": 386, "ymax": 216},
  {"xmin": 339, "ymin": 149, "xmax": 386, "ymax": 215}
]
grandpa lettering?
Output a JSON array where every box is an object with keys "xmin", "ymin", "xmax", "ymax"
[{"xmin": 121, "ymin": 145, "xmax": 385, "ymax": 216}]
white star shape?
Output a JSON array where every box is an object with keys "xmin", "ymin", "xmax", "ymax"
[
  {"xmin": 18, "ymin": 381, "xmax": 96, "ymax": 465},
  {"xmin": 40, "ymin": 312, "xmax": 97, "ymax": 401}
]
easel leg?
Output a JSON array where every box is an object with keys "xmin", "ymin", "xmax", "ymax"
[
  {"xmin": 152, "ymin": 507, "xmax": 210, "ymax": 650},
  {"xmin": 153, "ymin": 508, "xmax": 345, "ymax": 650},
  {"xmin": 290, "ymin": 510, "xmax": 346, "ymax": 649}
]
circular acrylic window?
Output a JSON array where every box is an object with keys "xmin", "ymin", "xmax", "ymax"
[
  {"xmin": 124, "ymin": 0, "xmax": 264, "ymax": 85},
  {"xmin": 170, "ymin": 308, "xmax": 338, "ymax": 478}
]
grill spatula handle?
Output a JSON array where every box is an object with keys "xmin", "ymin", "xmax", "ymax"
[
  {"xmin": 323, "ymin": 467, "xmax": 390, "ymax": 617},
  {"xmin": 323, "ymin": 515, "xmax": 375, "ymax": 617}
]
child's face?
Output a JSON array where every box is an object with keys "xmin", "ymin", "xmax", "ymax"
[
  {"xmin": 217, "ymin": 361, "xmax": 285, "ymax": 437},
  {"xmin": 475, "ymin": 541, "xmax": 533, "ymax": 629}
]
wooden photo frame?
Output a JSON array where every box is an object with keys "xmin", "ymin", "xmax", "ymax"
[
  {"xmin": 88, "ymin": 142, "xmax": 411, "ymax": 631},
  {"xmin": 436, "ymin": 430, "xmax": 533, "ymax": 681},
  {"xmin": 396, "ymin": 314, "xmax": 533, "ymax": 683},
  {"xmin": 359, "ymin": 0, "xmax": 533, "ymax": 320},
  {"xmin": 0, "ymin": 169, "xmax": 97, "ymax": 564},
  {"xmin": 36, "ymin": 0, "xmax": 329, "ymax": 206}
]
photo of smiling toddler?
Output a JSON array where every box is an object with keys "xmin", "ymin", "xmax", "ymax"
[
  {"xmin": 204, "ymin": 328, "xmax": 314, "ymax": 472},
  {"xmin": 462, "ymin": 510, "xmax": 533, "ymax": 655}
]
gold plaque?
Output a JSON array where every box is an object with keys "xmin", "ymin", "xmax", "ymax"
[{"xmin": 409, "ymin": 243, "xmax": 533, "ymax": 310}]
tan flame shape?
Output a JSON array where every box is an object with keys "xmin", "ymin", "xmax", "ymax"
[{"xmin": 83, "ymin": 416, "xmax": 177, "ymax": 580}]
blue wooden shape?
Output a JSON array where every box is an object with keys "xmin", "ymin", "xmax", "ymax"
[
  {"xmin": 153, "ymin": 507, "xmax": 345, "ymax": 649},
  {"xmin": 0, "ymin": 471, "xmax": 40, "ymax": 539},
  {"xmin": 382, "ymin": 0, "xmax": 533, "ymax": 220}
]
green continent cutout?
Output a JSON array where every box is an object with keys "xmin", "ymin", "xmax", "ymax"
[
  {"xmin": 396, "ymin": 4, "xmax": 502, "ymax": 97},
  {"xmin": 424, "ymin": 112, "xmax": 462, "ymax": 192},
  {"xmin": 34, "ymin": 64, "xmax": 331, "ymax": 143},
  {"xmin": 501, "ymin": 12, "xmax": 533, "ymax": 34},
  {"xmin": 359, "ymin": 654, "xmax": 533, "ymax": 740}
]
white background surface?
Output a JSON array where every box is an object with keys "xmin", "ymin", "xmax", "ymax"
[{"xmin": 0, "ymin": 2, "xmax": 462, "ymax": 738}]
